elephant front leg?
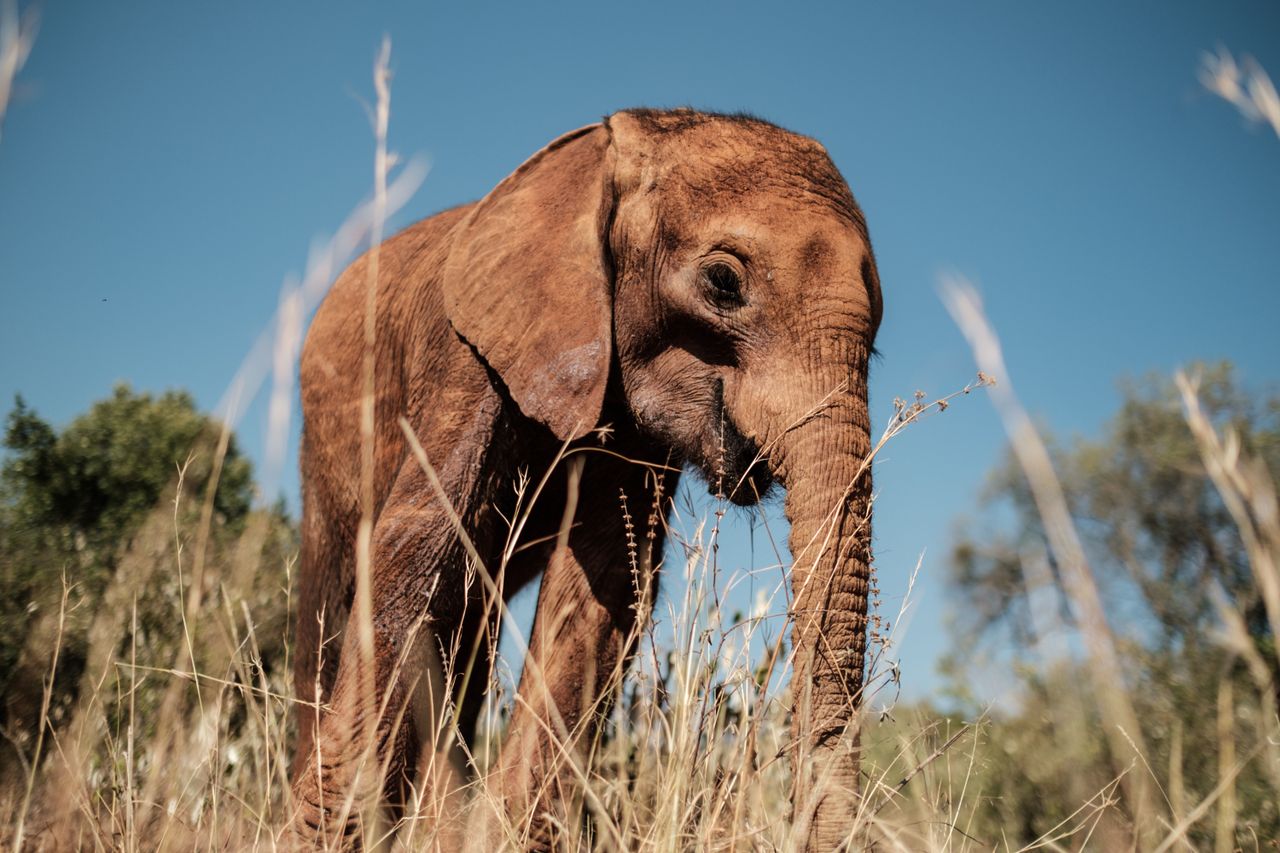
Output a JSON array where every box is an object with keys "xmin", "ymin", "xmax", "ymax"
[{"xmin": 488, "ymin": 461, "xmax": 672, "ymax": 851}]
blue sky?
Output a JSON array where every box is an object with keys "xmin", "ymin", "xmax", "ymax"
[{"xmin": 2, "ymin": 1, "xmax": 1278, "ymax": 703}]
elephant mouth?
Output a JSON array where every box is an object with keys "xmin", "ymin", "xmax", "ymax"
[
  {"xmin": 716, "ymin": 417, "xmax": 775, "ymax": 506},
  {"xmin": 699, "ymin": 379, "xmax": 775, "ymax": 507}
]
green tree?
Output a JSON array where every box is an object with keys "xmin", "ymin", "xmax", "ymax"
[
  {"xmin": 944, "ymin": 362, "xmax": 1279, "ymax": 846},
  {"xmin": 0, "ymin": 384, "xmax": 294, "ymax": 779}
]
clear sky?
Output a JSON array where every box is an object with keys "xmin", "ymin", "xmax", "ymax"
[{"xmin": 2, "ymin": 1, "xmax": 1278, "ymax": 704}]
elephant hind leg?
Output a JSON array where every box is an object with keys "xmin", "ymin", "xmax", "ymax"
[
  {"xmin": 292, "ymin": 470, "xmax": 356, "ymax": 783},
  {"xmin": 290, "ymin": 446, "xmax": 506, "ymax": 849}
]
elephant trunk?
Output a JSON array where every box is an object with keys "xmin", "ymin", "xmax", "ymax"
[{"xmin": 776, "ymin": 396, "xmax": 873, "ymax": 851}]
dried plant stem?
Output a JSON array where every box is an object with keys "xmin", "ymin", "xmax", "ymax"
[
  {"xmin": 1213, "ymin": 674, "xmax": 1236, "ymax": 853},
  {"xmin": 338, "ymin": 36, "xmax": 395, "ymax": 846},
  {"xmin": 1176, "ymin": 371, "xmax": 1280, "ymax": 659},
  {"xmin": 0, "ymin": 0, "xmax": 37, "ymax": 142},
  {"xmin": 12, "ymin": 576, "xmax": 69, "ymax": 853},
  {"xmin": 1201, "ymin": 48, "xmax": 1280, "ymax": 140},
  {"xmin": 941, "ymin": 274, "xmax": 1161, "ymax": 838},
  {"xmin": 1151, "ymin": 745, "xmax": 1261, "ymax": 853}
]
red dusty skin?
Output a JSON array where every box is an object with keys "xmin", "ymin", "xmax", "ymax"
[{"xmin": 775, "ymin": 391, "xmax": 873, "ymax": 852}]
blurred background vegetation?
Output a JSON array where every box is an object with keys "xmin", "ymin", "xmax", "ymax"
[
  {"xmin": 0, "ymin": 385, "xmax": 296, "ymax": 844},
  {"xmin": 873, "ymin": 361, "xmax": 1279, "ymax": 848}
]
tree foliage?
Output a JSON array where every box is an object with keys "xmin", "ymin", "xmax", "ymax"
[
  {"xmin": 0, "ymin": 384, "xmax": 295, "ymax": 779},
  {"xmin": 942, "ymin": 362, "xmax": 1280, "ymax": 846}
]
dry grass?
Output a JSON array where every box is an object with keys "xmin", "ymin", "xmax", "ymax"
[
  {"xmin": 1200, "ymin": 47, "xmax": 1280, "ymax": 141},
  {"xmin": 0, "ymin": 380, "xmax": 1001, "ymax": 852},
  {"xmin": 11, "ymin": 354, "xmax": 1272, "ymax": 850}
]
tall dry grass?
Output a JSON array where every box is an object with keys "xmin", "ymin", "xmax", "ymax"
[{"xmin": 0, "ymin": 376, "xmax": 1010, "ymax": 852}]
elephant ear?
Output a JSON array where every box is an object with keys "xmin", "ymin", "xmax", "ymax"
[{"xmin": 443, "ymin": 124, "xmax": 616, "ymax": 442}]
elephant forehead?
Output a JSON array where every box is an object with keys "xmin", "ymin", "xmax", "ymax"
[
  {"xmin": 612, "ymin": 109, "xmax": 867, "ymax": 235},
  {"xmin": 666, "ymin": 177, "xmax": 861, "ymax": 252},
  {"xmin": 670, "ymin": 203, "xmax": 869, "ymax": 269},
  {"xmin": 652, "ymin": 154, "xmax": 861, "ymax": 232}
]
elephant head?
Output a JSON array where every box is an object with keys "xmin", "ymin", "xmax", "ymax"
[{"xmin": 444, "ymin": 108, "xmax": 881, "ymax": 849}]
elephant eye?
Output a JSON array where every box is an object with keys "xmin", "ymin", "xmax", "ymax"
[{"xmin": 700, "ymin": 261, "xmax": 744, "ymax": 307}]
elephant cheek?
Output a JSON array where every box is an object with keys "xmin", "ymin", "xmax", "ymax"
[{"xmin": 623, "ymin": 363, "xmax": 709, "ymax": 452}]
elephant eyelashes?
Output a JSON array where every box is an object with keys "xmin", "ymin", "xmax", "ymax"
[{"xmin": 700, "ymin": 261, "xmax": 745, "ymax": 308}]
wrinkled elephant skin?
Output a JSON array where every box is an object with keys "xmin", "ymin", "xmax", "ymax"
[{"xmin": 289, "ymin": 109, "xmax": 882, "ymax": 852}]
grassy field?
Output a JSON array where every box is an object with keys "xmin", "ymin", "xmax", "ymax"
[{"xmin": 2, "ymin": 376, "xmax": 1277, "ymax": 851}]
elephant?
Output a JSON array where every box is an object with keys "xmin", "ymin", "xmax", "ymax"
[{"xmin": 289, "ymin": 107, "xmax": 882, "ymax": 851}]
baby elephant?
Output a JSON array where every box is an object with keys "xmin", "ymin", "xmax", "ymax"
[{"xmin": 289, "ymin": 108, "xmax": 882, "ymax": 851}]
